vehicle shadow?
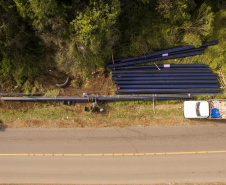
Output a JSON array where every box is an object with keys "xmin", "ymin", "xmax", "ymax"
[{"xmin": 0, "ymin": 119, "xmax": 7, "ymax": 132}]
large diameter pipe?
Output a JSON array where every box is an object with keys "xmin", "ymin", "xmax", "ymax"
[
  {"xmin": 112, "ymin": 69, "xmax": 211, "ymax": 74},
  {"xmin": 1, "ymin": 96, "xmax": 89, "ymax": 101},
  {"xmin": 108, "ymin": 46, "xmax": 200, "ymax": 65},
  {"xmin": 107, "ymin": 45, "xmax": 197, "ymax": 65},
  {"xmin": 117, "ymin": 85, "xmax": 218, "ymax": 89},
  {"xmin": 119, "ymin": 46, "xmax": 199, "ymax": 63},
  {"xmin": 113, "ymin": 68, "xmax": 211, "ymax": 72},
  {"xmin": 111, "ymin": 64, "xmax": 207, "ymax": 70},
  {"xmin": 92, "ymin": 96, "xmax": 193, "ymax": 100},
  {"xmin": 107, "ymin": 41, "xmax": 217, "ymax": 66},
  {"xmin": 201, "ymin": 41, "xmax": 218, "ymax": 47},
  {"xmin": 116, "ymin": 88, "xmax": 220, "ymax": 94},
  {"xmin": 113, "ymin": 73, "xmax": 218, "ymax": 78},
  {"xmin": 112, "ymin": 73, "xmax": 213, "ymax": 78},
  {"xmin": 108, "ymin": 51, "xmax": 204, "ymax": 68},
  {"xmin": 115, "ymin": 80, "xmax": 218, "ymax": 85},
  {"xmin": 0, "ymin": 95, "xmax": 193, "ymax": 101},
  {"xmin": 113, "ymin": 76, "xmax": 218, "ymax": 81}
]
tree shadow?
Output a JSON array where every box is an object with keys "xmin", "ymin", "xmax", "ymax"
[{"xmin": 0, "ymin": 120, "xmax": 7, "ymax": 132}]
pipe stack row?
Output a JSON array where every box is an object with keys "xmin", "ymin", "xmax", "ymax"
[{"xmin": 107, "ymin": 41, "xmax": 219, "ymax": 95}]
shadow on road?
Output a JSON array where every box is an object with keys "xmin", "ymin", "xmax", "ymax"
[{"xmin": 0, "ymin": 119, "xmax": 7, "ymax": 132}]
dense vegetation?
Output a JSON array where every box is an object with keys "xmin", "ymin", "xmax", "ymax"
[{"xmin": 0, "ymin": 0, "xmax": 225, "ymax": 90}]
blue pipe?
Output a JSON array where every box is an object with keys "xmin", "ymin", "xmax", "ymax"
[
  {"xmin": 117, "ymin": 85, "xmax": 218, "ymax": 89},
  {"xmin": 116, "ymin": 88, "xmax": 220, "ymax": 94},
  {"xmin": 113, "ymin": 76, "xmax": 217, "ymax": 81},
  {"xmin": 112, "ymin": 69, "xmax": 211, "ymax": 74},
  {"xmin": 111, "ymin": 64, "xmax": 207, "ymax": 70},
  {"xmin": 108, "ymin": 51, "xmax": 204, "ymax": 68},
  {"xmin": 113, "ymin": 73, "xmax": 218, "ymax": 78},
  {"xmin": 0, "ymin": 95, "xmax": 193, "ymax": 101}
]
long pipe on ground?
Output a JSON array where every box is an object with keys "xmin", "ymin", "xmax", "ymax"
[
  {"xmin": 113, "ymin": 76, "xmax": 218, "ymax": 81},
  {"xmin": 201, "ymin": 41, "xmax": 218, "ymax": 47},
  {"xmin": 106, "ymin": 41, "xmax": 217, "ymax": 66},
  {"xmin": 113, "ymin": 73, "xmax": 218, "ymax": 78},
  {"xmin": 115, "ymin": 80, "xmax": 218, "ymax": 85},
  {"xmin": 117, "ymin": 85, "xmax": 218, "ymax": 89},
  {"xmin": 115, "ymin": 46, "xmax": 200, "ymax": 64},
  {"xmin": 112, "ymin": 69, "xmax": 212, "ymax": 74},
  {"xmin": 116, "ymin": 88, "xmax": 220, "ymax": 94},
  {"xmin": 108, "ymin": 51, "xmax": 204, "ymax": 68},
  {"xmin": 106, "ymin": 45, "xmax": 196, "ymax": 65},
  {"xmin": 111, "ymin": 64, "xmax": 208, "ymax": 70},
  {"xmin": 0, "ymin": 95, "xmax": 193, "ymax": 101},
  {"xmin": 108, "ymin": 46, "xmax": 202, "ymax": 65},
  {"xmin": 113, "ymin": 68, "xmax": 211, "ymax": 72}
]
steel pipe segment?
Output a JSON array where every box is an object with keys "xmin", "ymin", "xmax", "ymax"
[
  {"xmin": 108, "ymin": 51, "xmax": 204, "ymax": 68},
  {"xmin": 0, "ymin": 96, "xmax": 89, "ymax": 101},
  {"xmin": 116, "ymin": 88, "xmax": 220, "ymax": 94},
  {"xmin": 113, "ymin": 76, "xmax": 218, "ymax": 81},
  {"xmin": 117, "ymin": 84, "xmax": 218, "ymax": 90},
  {"xmin": 115, "ymin": 80, "xmax": 219, "ymax": 85},
  {"xmin": 117, "ymin": 84, "xmax": 218, "ymax": 89},
  {"xmin": 113, "ymin": 68, "xmax": 211, "ymax": 72},
  {"xmin": 112, "ymin": 69, "xmax": 211, "ymax": 74},
  {"xmin": 95, "ymin": 96, "xmax": 193, "ymax": 100},
  {"xmin": 112, "ymin": 45, "xmax": 199, "ymax": 65},
  {"xmin": 111, "ymin": 64, "xmax": 208, "ymax": 71},
  {"xmin": 113, "ymin": 73, "xmax": 217, "ymax": 78},
  {"xmin": 201, "ymin": 41, "xmax": 218, "ymax": 47},
  {"xmin": 107, "ymin": 45, "xmax": 197, "ymax": 66},
  {"xmin": 119, "ymin": 46, "xmax": 199, "ymax": 63},
  {"xmin": 107, "ymin": 41, "xmax": 217, "ymax": 67},
  {"xmin": 0, "ymin": 95, "xmax": 192, "ymax": 101}
]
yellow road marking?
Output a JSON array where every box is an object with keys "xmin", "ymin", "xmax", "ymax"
[{"xmin": 0, "ymin": 150, "xmax": 226, "ymax": 157}]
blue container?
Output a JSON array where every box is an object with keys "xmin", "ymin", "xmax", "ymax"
[{"xmin": 211, "ymin": 108, "xmax": 221, "ymax": 118}]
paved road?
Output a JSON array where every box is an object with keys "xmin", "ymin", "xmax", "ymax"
[
  {"xmin": 1, "ymin": 153, "xmax": 226, "ymax": 184},
  {"xmin": 0, "ymin": 124, "xmax": 226, "ymax": 183}
]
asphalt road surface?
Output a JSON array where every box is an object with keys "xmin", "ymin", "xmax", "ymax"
[{"xmin": 0, "ymin": 124, "xmax": 226, "ymax": 184}]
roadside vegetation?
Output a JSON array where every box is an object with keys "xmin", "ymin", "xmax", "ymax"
[
  {"xmin": 0, "ymin": 0, "xmax": 225, "ymax": 90},
  {"xmin": 0, "ymin": 99, "xmax": 224, "ymax": 129},
  {"xmin": 0, "ymin": 0, "xmax": 226, "ymax": 128}
]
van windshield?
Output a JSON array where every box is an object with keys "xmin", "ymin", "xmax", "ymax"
[{"xmin": 196, "ymin": 102, "xmax": 201, "ymax": 117}]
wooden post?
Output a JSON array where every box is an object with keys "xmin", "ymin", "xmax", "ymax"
[
  {"xmin": 153, "ymin": 97, "xmax": 156, "ymax": 114},
  {"xmin": 154, "ymin": 62, "xmax": 161, "ymax": 71}
]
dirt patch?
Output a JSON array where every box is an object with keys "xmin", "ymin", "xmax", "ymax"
[{"xmin": 63, "ymin": 70, "xmax": 114, "ymax": 96}]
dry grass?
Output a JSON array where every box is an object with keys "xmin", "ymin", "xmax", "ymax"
[{"xmin": 0, "ymin": 100, "xmax": 222, "ymax": 129}]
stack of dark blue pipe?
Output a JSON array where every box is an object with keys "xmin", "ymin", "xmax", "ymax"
[{"xmin": 107, "ymin": 41, "xmax": 219, "ymax": 95}]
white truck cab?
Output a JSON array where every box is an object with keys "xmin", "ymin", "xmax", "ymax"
[
  {"xmin": 183, "ymin": 99, "xmax": 226, "ymax": 119},
  {"xmin": 183, "ymin": 101, "xmax": 209, "ymax": 118}
]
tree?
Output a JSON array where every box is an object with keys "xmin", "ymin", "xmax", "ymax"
[
  {"xmin": 156, "ymin": 0, "xmax": 195, "ymax": 24},
  {"xmin": 55, "ymin": 0, "xmax": 121, "ymax": 75},
  {"xmin": 182, "ymin": 3, "xmax": 214, "ymax": 46},
  {"xmin": 0, "ymin": 0, "xmax": 43, "ymax": 87}
]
